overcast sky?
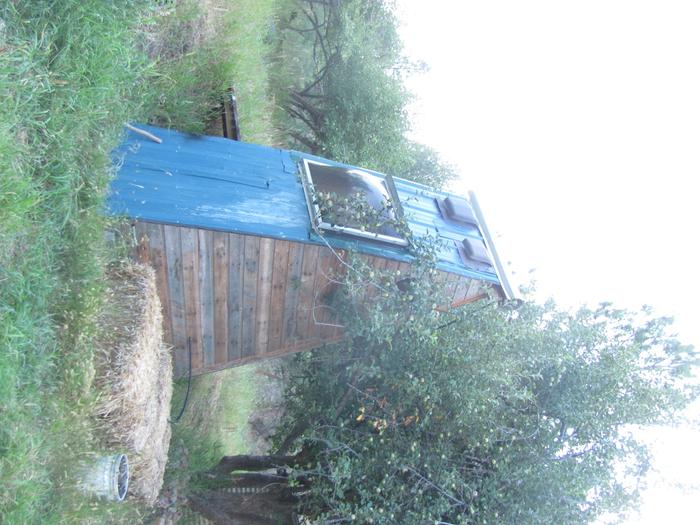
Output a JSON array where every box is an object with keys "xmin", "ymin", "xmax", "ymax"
[{"xmin": 396, "ymin": 1, "xmax": 699, "ymax": 523}]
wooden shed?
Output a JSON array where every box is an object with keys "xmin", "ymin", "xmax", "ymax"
[{"xmin": 108, "ymin": 124, "xmax": 515, "ymax": 376}]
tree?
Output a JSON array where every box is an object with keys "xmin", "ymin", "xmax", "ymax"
[
  {"xmin": 275, "ymin": 0, "xmax": 457, "ymax": 189},
  {"xmin": 278, "ymin": 0, "xmax": 407, "ymax": 159},
  {"xmin": 400, "ymin": 141, "xmax": 458, "ymax": 189},
  {"xmin": 189, "ymin": 243, "xmax": 698, "ymax": 524}
]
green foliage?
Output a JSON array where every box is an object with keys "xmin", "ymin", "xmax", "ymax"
[
  {"xmin": 276, "ymin": 251, "xmax": 698, "ymax": 523},
  {"xmin": 272, "ymin": 0, "xmax": 455, "ymax": 187},
  {"xmin": 0, "ymin": 1, "xmax": 152, "ymax": 522},
  {"xmin": 314, "ymin": 189, "xmax": 401, "ymax": 239},
  {"xmin": 166, "ymin": 366, "xmax": 259, "ymax": 476},
  {"xmin": 401, "ymin": 141, "xmax": 458, "ymax": 189},
  {"xmin": 168, "ymin": 378, "xmax": 224, "ymax": 480},
  {"xmin": 321, "ymin": 52, "xmax": 409, "ymax": 172}
]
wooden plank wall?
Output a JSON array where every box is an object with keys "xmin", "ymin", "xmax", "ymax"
[{"xmin": 133, "ymin": 221, "xmax": 486, "ymax": 376}]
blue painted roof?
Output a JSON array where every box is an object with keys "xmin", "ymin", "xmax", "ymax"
[{"xmin": 108, "ymin": 124, "xmax": 499, "ymax": 284}]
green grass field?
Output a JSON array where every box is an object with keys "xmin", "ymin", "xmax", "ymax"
[
  {"xmin": 0, "ymin": 0, "xmax": 282, "ymax": 522},
  {"xmin": 212, "ymin": 366, "xmax": 259, "ymax": 455},
  {"xmin": 1, "ymin": 2, "xmax": 151, "ymax": 522},
  {"xmin": 144, "ymin": 0, "xmax": 279, "ymax": 144},
  {"xmin": 168, "ymin": 366, "xmax": 258, "ymax": 477}
]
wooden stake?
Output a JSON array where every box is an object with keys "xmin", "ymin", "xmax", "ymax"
[{"xmin": 124, "ymin": 123, "xmax": 163, "ymax": 144}]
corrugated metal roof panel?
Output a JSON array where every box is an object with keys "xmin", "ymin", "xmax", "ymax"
[
  {"xmin": 109, "ymin": 125, "xmax": 311, "ymax": 241},
  {"xmin": 107, "ymin": 124, "xmax": 500, "ymax": 284}
]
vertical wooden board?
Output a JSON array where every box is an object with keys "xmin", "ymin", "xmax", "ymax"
[
  {"xmin": 282, "ymin": 243, "xmax": 304, "ymax": 345},
  {"xmin": 197, "ymin": 230, "xmax": 215, "ymax": 367},
  {"xmin": 267, "ymin": 240, "xmax": 290, "ymax": 352},
  {"xmin": 241, "ymin": 235, "xmax": 260, "ymax": 358},
  {"xmin": 330, "ymin": 249, "xmax": 348, "ymax": 339},
  {"xmin": 134, "ymin": 221, "xmax": 151, "ymax": 264},
  {"xmin": 144, "ymin": 223, "xmax": 173, "ymax": 345},
  {"xmin": 227, "ymin": 233, "xmax": 245, "ymax": 362},
  {"xmin": 164, "ymin": 225, "xmax": 186, "ymax": 375},
  {"xmin": 255, "ymin": 238, "xmax": 274, "ymax": 355},
  {"xmin": 363, "ymin": 255, "xmax": 387, "ymax": 300},
  {"xmin": 212, "ymin": 232, "xmax": 229, "ymax": 365},
  {"xmin": 396, "ymin": 261, "xmax": 412, "ymax": 276},
  {"xmin": 432, "ymin": 270, "xmax": 450, "ymax": 309},
  {"xmin": 443, "ymin": 272, "xmax": 460, "ymax": 306},
  {"xmin": 394, "ymin": 261, "xmax": 413, "ymax": 295},
  {"xmin": 399, "ymin": 261, "xmax": 411, "ymax": 275},
  {"xmin": 126, "ymin": 222, "xmax": 139, "ymax": 261},
  {"xmin": 466, "ymin": 278, "xmax": 484, "ymax": 300},
  {"xmin": 384, "ymin": 259, "xmax": 400, "ymax": 275},
  {"xmin": 308, "ymin": 247, "xmax": 335, "ymax": 340},
  {"xmin": 374, "ymin": 256, "xmax": 390, "ymax": 274},
  {"xmin": 320, "ymin": 249, "xmax": 346, "ymax": 341},
  {"xmin": 451, "ymin": 275, "xmax": 472, "ymax": 306},
  {"xmin": 181, "ymin": 227, "xmax": 203, "ymax": 372},
  {"xmin": 296, "ymin": 244, "xmax": 321, "ymax": 344},
  {"xmin": 383, "ymin": 259, "xmax": 400, "ymax": 300},
  {"xmin": 311, "ymin": 248, "xmax": 338, "ymax": 339},
  {"xmin": 358, "ymin": 254, "xmax": 374, "ymax": 299}
]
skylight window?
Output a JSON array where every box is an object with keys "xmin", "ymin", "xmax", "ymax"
[{"xmin": 301, "ymin": 159, "xmax": 407, "ymax": 246}]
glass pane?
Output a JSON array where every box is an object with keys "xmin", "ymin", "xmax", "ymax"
[{"xmin": 308, "ymin": 163, "xmax": 401, "ymax": 238}]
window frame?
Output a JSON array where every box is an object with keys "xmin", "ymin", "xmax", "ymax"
[{"xmin": 300, "ymin": 158, "xmax": 408, "ymax": 247}]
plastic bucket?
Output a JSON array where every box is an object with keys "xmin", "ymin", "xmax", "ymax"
[{"xmin": 78, "ymin": 453, "xmax": 129, "ymax": 501}]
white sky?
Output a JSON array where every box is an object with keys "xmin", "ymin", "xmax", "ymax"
[{"xmin": 396, "ymin": 1, "xmax": 699, "ymax": 523}]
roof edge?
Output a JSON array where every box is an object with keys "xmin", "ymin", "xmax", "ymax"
[{"xmin": 468, "ymin": 191, "xmax": 519, "ymax": 301}]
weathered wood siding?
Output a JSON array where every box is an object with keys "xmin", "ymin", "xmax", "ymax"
[{"xmin": 133, "ymin": 221, "xmax": 487, "ymax": 376}]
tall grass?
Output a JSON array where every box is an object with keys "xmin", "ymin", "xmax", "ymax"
[
  {"xmin": 0, "ymin": 1, "xmax": 150, "ymax": 522},
  {"xmin": 145, "ymin": 0, "xmax": 280, "ymax": 144},
  {"xmin": 1, "ymin": 0, "xmax": 287, "ymax": 521}
]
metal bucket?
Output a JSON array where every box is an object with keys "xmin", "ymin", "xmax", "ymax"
[{"xmin": 78, "ymin": 453, "xmax": 129, "ymax": 501}]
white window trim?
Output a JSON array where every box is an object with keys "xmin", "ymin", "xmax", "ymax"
[{"xmin": 300, "ymin": 158, "xmax": 408, "ymax": 247}]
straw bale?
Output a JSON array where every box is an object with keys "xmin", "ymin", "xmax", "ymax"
[{"xmin": 94, "ymin": 261, "xmax": 173, "ymax": 505}]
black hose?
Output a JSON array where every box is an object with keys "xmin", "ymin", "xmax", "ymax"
[{"xmin": 170, "ymin": 337, "xmax": 193, "ymax": 423}]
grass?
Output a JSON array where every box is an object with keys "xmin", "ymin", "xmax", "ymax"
[
  {"xmin": 168, "ymin": 376, "xmax": 224, "ymax": 478},
  {"xmin": 0, "ymin": 0, "xmax": 285, "ymax": 522},
  {"xmin": 167, "ymin": 366, "xmax": 259, "ymax": 479},
  {"xmin": 166, "ymin": 366, "xmax": 261, "ymax": 524},
  {"xmin": 0, "ymin": 1, "xmax": 152, "ymax": 522},
  {"xmin": 144, "ymin": 0, "xmax": 281, "ymax": 144},
  {"xmin": 213, "ymin": 366, "xmax": 259, "ymax": 454}
]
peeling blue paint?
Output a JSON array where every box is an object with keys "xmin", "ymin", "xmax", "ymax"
[{"xmin": 107, "ymin": 124, "xmax": 499, "ymax": 284}]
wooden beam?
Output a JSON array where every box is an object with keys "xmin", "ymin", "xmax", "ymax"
[
  {"xmin": 191, "ymin": 335, "xmax": 345, "ymax": 376},
  {"xmin": 199, "ymin": 229, "xmax": 215, "ymax": 367},
  {"xmin": 297, "ymin": 245, "xmax": 321, "ymax": 343},
  {"xmin": 255, "ymin": 238, "xmax": 275, "ymax": 355},
  {"xmin": 228, "ymin": 233, "xmax": 245, "ymax": 362},
  {"xmin": 241, "ymin": 236, "xmax": 260, "ymax": 358},
  {"xmin": 144, "ymin": 223, "xmax": 173, "ymax": 345},
  {"xmin": 268, "ymin": 240, "xmax": 291, "ymax": 352},
  {"xmin": 181, "ymin": 227, "xmax": 203, "ymax": 371},
  {"xmin": 163, "ymin": 225, "xmax": 187, "ymax": 375},
  {"xmin": 282, "ymin": 243, "xmax": 304, "ymax": 346},
  {"xmin": 213, "ymin": 231, "xmax": 229, "ymax": 365}
]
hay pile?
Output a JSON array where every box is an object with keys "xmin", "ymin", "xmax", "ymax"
[{"xmin": 95, "ymin": 261, "xmax": 173, "ymax": 505}]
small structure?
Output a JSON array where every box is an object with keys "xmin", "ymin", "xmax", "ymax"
[{"xmin": 108, "ymin": 124, "xmax": 515, "ymax": 376}]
